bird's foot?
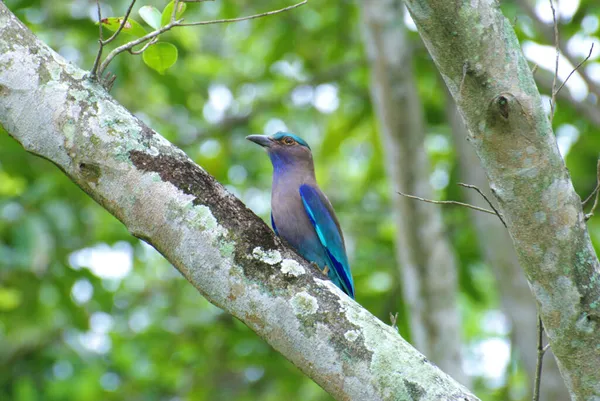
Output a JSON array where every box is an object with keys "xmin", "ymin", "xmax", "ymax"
[{"xmin": 310, "ymin": 262, "xmax": 329, "ymax": 276}]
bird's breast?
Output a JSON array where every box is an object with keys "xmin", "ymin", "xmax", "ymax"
[{"xmin": 271, "ymin": 183, "xmax": 325, "ymax": 265}]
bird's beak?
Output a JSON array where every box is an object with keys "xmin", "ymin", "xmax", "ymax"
[{"xmin": 246, "ymin": 135, "xmax": 273, "ymax": 148}]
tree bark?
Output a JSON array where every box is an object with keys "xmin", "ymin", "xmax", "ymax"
[
  {"xmin": 361, "ymin": 0, "xmax": 467, "ymax": 386},
  {"xmin": 0, "ymin": 5, "xmax": 479, "ymax": 401},
  {"xmin": 447, "ymin": 96, "xmax": 569, "ymax": 401},
  {"xmin": 404, "ymin": 1, "xmax": 600, "ymax": 399}
]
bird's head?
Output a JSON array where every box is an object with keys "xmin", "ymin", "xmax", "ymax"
[{"xmin": 246, "ymin": 131, "xmax": 313, "ymax": 172}]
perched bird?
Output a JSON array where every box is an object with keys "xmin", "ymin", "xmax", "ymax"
[{"xmin": 246, "ymin": 132, "xmax": 355, "ymax": 299}]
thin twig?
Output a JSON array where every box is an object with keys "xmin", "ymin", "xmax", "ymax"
[
  {"xmin": 390, "ymin": 312, "xmax": 399, "ymax": 331},
  {"xmin": 177, "ymin": 0, "xmax": 307, "ymax": 26},
  {"xmin": 172, "ymin": 0, "xmax": 181, "ymax": 23},
  {"xmin": 90, "ymin": 0, "xmax": 104, "ymax": 79},
  {"xmin": 585, "ymin": 159, "xmax": 600, "ymax": 220},
  {"xmin": 97, "ymin": 0, "xmax": 103, "ymax": 42},
  {"xmin": 128, "ymin": 37, "xmax": 158, "ymax": 55},
  {"xmin": 515, "ymin": 0, "xmax": 600, "ymax": 100},
  {"xmin": 97, "ymin": 20, "xmax": 182, "ymax": 78},
  {"xmin": 94, "ymin": 0, "xmax": 307, "ymax": 80},
  {"xmin": 555, "ymin": 44, "xmax": 594, "ymax": 97},
  {"xmin": 103, "ymin": 0, "xmax": 138, "ymax": 45},
  {"xmin": 458, "ymin": 183, "xmax": 507, "ymax": 228},
  {"xmin": 583, "ymin": 185, "xmax": 599, "ymax": 206},
  {"xmin": 533, "ymin": 315, "xmax": 548, "ymax": 401},
  {"xmin": 104, "ymin": 72, "xmax": 117, "ymax": 92},
  {"xmin": 90, "ymin": 0, "xmax": 137, "ymax": 80},
  {"xmin": 549, "ymin": 0, "xmax": 559, "ymax": 122},
  {"xmin": 397, "ymin": 191, "xmax": 498, "ymax": 216}
]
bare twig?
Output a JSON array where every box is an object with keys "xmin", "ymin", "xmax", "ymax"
[
  {"xmin": 583, "ymin": 185, "xmax": 599, "ymax": 206},
  {"xmin": 172, "ymin": 0, "xmax": 181, "ymax": 23},
  {"xmin": 549, "ymin": 0, "xmax": 559, "ymax": 121},
  {"xmin": 585, "ymin": 159, "xmax": 600, "ymax": 220},
  {"xmin": 177, "ymin": 0, "xmax": 307, "ymax": 26},
  {"xmin": 93, "ymin": 0, "xmax": 307, "ymax": 81},
  {"xmin": 457, "ymin": 183, "xmax": 507, "ymax": 228},
  {"xmin": 90, "ymin": 0, "xmax": 104, "ymax": 79},
  {"xmin": 390, "ymin": 312, "xmax": 399, "ymax": 331},
  {"xmin": 555, "ymin": 44, "xmax": 594, "ymax": 97},
  {"xmin": 515, "ymin": 0, "xmax": 600, "ymax": 100},
  {"xmin": 105, "ymin": 0, "xmax": 138, "ymax": 45},
  {"xmin": 128, "ymin": 37, "xmax": 158, "ymax": 55},
  {"xmin": 90, "ymin": 0, "xmax": 137, "ymax": 80},
  {"xmin": 531, "ymin": 64, "xmax": 538, "ymax": 75},
  {"xmin": 533, "ymin": 315, "xmax": 549, "ymax": 401},
  {"xmin": 397, "ymin": 191, "xmax": 497, "ymax": 216},
  {"xmin": 103, "ymin": 72, "xmax": 117, "ymax": 92}
]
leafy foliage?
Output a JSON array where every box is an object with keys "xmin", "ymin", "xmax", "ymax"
[
  {"xmin": 1, "ymin": 0, "xmax": 599, "ymax": 400},
  {"xmin": 99, "ymin": 17, "xmax": 148, "ymax": 38},
  {"xmin": 143, "ymin": 42, "xmax": 178, "ymax": 74}
]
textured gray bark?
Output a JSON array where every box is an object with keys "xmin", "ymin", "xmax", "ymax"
[
  {"xmin": 447, "ymin": 96, "xmax": 569, "ymax": 401},
  {"xmin": 0, "ymin": 5, "xmax": 479, "ymax": 401},
  {"xmin": 360, "ymin": 0, "xmax": 467, "ymax": 386},
  {"xmin": 404, "ymin": 1, "xmax": 600, "ymax": 399}
]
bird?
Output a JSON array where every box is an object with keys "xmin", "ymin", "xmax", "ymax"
[{"xmin": 246, "ymin": 131, "xmax": 355, "ymax": 299}]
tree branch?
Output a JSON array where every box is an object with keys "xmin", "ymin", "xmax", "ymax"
[
  {"xmin": 534, "ymin": 70, "xmax": 600, "ymax": 126},
  {"xmin": 585, "ymin": 159, "xmax": 600, "ymax": 221},
  {"xmin": 0, "ymin": 5, "xmax": 478, "ymax": 401},
  {"xmin": 532, "ymin": 315, "xmax": 548, "ymax": 401},
  {"xmin": 94, "ymin": 0, "xmax": 307, "ymax": 79},
  {"xmin": 177, "ymin": 0, "xmax": 307, "ymax": 26},
  {"xmin": 457, "ymin": 183, "xmax": 507, "ymax": 228},
  {"xmin": 404, "ymin": 0, "xmax": 600, "ymax": 399},
  {"xmin": 397, "ymin": 191, "xmax": 499, "ymax": 216},
  {"xmin": 515, "ymin": 0, "xmax": 600, "ymax": 100}
]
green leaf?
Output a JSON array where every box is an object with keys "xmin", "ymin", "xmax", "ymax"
[
  {"xmin": 161, "ymin": 0, "xmax": 187, "ymax": 27},
  {"xmin": 142, "ymin": 42, "xmax": 178, "ymax": 74},
  {"xmin": 98, "ymin": 17, "xmax": 147, "ymax": 38},
  {"xmin": 139, "ymin": 5, "xmax": 162, "ymax": 30},
  {"xmin": 0, "ymin": 287, "xmax": 22, "ymax": 311}
]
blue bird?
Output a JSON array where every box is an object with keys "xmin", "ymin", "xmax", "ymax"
[{"xmin": 246, "ymin": 132, "xmax": 355, "ymax": 299}]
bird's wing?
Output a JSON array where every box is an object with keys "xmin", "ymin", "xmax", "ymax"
[
  {"xmin": 271, "ymin": 212, "xmax": 279, "ymax": 236},
  {"xmin": 299, "ymin": 184, "xmax": 355, "ymax": 298}
]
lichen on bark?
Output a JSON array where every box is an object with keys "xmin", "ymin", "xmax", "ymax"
[
  {"xmin": 405, "ymin": 0, "xmax": 600, "ymax": 399},
  {"xmin": 0, "ymin": 3, "xmax": 480, "ymax": 400}
]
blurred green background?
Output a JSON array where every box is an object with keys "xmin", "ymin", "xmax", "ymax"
[{"xmin": 1, "ymin": 0, "xmax": 599, "ymax": 400}]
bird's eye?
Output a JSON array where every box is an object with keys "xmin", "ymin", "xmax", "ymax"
[{"xmin": 282, "ymin": 137, "xmax": 295, "ymax": 146}]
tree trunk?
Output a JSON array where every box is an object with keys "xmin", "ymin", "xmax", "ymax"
[
  {"xmin": 0, "ymin": 5, "xmax": 479, "ymax": 401},
  {"xmin": 361, "ymin": 0, "xmax": 467, "ymax": 386},
  {"xmin": 447, "ymin": 96, "xmax": 569, "ymax": 401},
  {"xmin": 404, "ymin": 1, "xmax": 600, "ymax": 399}
]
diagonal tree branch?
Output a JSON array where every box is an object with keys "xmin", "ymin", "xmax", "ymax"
[
  {"xmin": 404, "ymin": 0, "xmax": 600, "ymax": 399},
  {"xmin": 0, "ymin": 5, "xmax": 478, "ymax": 401}
]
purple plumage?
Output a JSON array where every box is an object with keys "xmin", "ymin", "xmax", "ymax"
[{"xmin": 247, "ymin": 132, "xmax": 355, "ymax": 298}]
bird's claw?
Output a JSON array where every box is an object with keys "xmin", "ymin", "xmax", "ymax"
[{"xmin": 310, "ymin": 262, "xmax": 329, "ymax": 276}]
